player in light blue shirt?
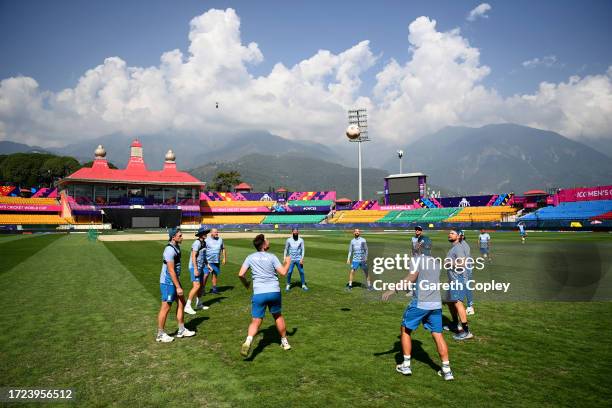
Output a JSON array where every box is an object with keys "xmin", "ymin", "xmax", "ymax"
[
  {"xmin": 238, "ymin": 234, "xmax": 292, "ymax": 357},
  {"xmin": 478, "ymin": 229, "xmax": 492, "ymax": 260},
  {"xmin": 382, "ymin": 238, "xmax": 454, "ymax": 381},
  {"xmin": 443, "ymin": 230, "xmax": 474, "ymax": 341},
  {"xmin": 346, "ymin": 228, "xmax": 371, "ymax": 290},
  {"xmin": 185, "ymin": 226, "xmax": 211, "ymax": 315},
  {"xmin": 204, "ymin": 228, "xmax": 226, "ymax": 294},
  {"xmin": 458, "ymin": 230, "xmax": 475, "ymax": 315},
  {"xmin": 156, "ymin": 228, "xmax": 195, "ymax": 343},
  {"xmin": 284, "ymin": 228, "xmax": 308, "ymax": 291},
  {"xmin": 518, "ymin": 222, "xmax": 527, "ymax": 244}
]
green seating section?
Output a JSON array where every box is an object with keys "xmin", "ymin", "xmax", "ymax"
[
  {"xmin": 262, "ymin": 214, "xmax": 327, "ymax": 224},
  {"xmin": 380, "ymin": 208, "xmax": 460, "ymax": 223},
  {"xmin": 287, "ymin": 200, "xmax": 334, "ymax": 207},
  {"xmin": 392, "ymin": 209, "xmax": 431, "ymax": 222},
  {"xmin": 421, "ymin": 207, "xmax": 459, "ymax": 222},
  {"xmin": 377, "ymin": 211, "xmax": 402, "ymax": 222}
]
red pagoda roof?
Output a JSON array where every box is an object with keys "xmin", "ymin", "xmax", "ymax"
[
  {"xmin": 60, "ymin": 140, "xmax": 204, "ymax": 186},
  {"xmin": 235, "ymin": 182, "xmax": 252, "ymax": 190}
]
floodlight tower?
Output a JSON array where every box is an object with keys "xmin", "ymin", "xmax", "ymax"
[
  {"xmin": 347, "ymin": 108, "xmax": 369, "ymax": 201},
  {"xmin": 397, "ymin": 150, "xmax": 404, "ymax": 174}
]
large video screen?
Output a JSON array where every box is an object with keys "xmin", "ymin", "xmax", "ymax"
[
  {"xmin": 388, "ymin": 177, "xmax": 419, "ymax": 194},
  {"xmin": 132, "ymin": 217, "xmax": 160, "ymax": 228},
  {"xmin": 387, "ymin": 192, "xmax": 420, "ymax": 204}
]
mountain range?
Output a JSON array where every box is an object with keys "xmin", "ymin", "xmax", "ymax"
[
  {"xmin": 2, "ymin": 123, "xmax": 611, "ymax": 197},
  {"xmin": 382, "ymin": 124, "xmax": 612, "ymax": 194}
]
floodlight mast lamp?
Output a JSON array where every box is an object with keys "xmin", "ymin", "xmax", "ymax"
[
  {"xmin": 347, "ymin": 108, "xmax": 369, "ymax": 201},
  {"xmin": 397, "ymin": 150, "xmax": 404, "ymax": 174}
]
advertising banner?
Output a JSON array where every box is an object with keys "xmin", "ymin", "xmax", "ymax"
[{"xmin": 556, "ymin": 185, "xmax": 612, "ymax": 203}]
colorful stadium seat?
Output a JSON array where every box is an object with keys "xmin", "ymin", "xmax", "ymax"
[
  {"xmin": 447, "ymin": 206, "xmax": 517, "ymax": 222},
  {"xmin": 329, "ymin": 210, "xmax": 389, "ymax": 223},
  {"xmin": 262, "ymin": 214, "xmax": 327, "ymax": 224},
  {"xmin": 201, "ymin": 215, "xmax": 266, "ymax": 224},
  {"xmin": 0, "ymin": 214, "xmax": 68, "ymax": 224},
  {"xmin": 520, "ymin": 200, "xmax": 612, "ymax": 221}
]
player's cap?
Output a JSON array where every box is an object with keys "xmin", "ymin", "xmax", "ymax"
[
  {"xmin": 168, "ymin": 227, "xmax": 181, "ymax": 240},
  {"xmin": 457, "ymin": 229, "xmax": 465, "ymax": 236},
  {"xmin": 415, "ymin": 226, "xmax": 423, "ymax": 231},
  {"xmin": 195, "ymin": 226, "xmax": 211, "ymax": 237}
]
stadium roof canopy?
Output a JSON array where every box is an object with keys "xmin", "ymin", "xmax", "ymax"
[
  {"xmin": 385, "ymin": 172, "xmax": 426, "ymax": 179},
  {"xmin": 59, "ymin": 140, "xmax": 204, "ymax": 187},
  {"xmin": 235, "ymin": 182, "xmax": 252, "ymax": 190},
  {"xmin": 523, "ymin": 189, "xmax": 547, "ymax": 196}
]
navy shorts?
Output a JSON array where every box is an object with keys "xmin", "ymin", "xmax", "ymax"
[{"xmin": 251, "ymin": 292, "xmax": 282, "ymax": 318}]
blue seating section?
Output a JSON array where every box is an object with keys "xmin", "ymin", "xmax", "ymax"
[{"xmin": 520, "ymin": 200, "xmax": 612, "ymax": 220}]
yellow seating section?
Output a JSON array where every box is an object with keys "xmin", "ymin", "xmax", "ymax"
[
  {"xmin": 329, "ymin": 210, "xmax": 389, "ymax": 223},
  {"xmin": 0, "ymin": 196, "xmax": 58, "ymax": 205},
  {"xmin": 201, "ymin": 215, "xmax": 266, "ymax": 224},
  {"xmin": 0, "ymin": 214, "xmax": 68, "ymax": 224},
  {"xmin": 201, "ymin": 201, "xmax": 274, "ymax": 208},
  {"xmin": 447, "ymin": 206, "xmax": 517, "ymax": 222}
]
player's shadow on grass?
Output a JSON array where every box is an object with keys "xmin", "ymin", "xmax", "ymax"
[
  {"xmin": 184, "ymin": 316, "xmax": 210, "ymax": 331},
  {"xmin": 244, "ymin": 326, "xmax": 298, "ymax": 362},
  {"xmin": 213, "ymin": 285, "xmax": 234, "ymax": 293},
  {"xmin": 202, "ymin": 296, "xmax": 228, "ymax": 307},
  {"xmin": 373, "ymin": 336, "xmax": 440, "ymax": 372}
]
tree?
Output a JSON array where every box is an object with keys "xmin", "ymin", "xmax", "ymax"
[
  {"xmin": 41, "ymin": 156, "xmax": 80, "ymax": 185},
  {"xmin": 211, "ymin": 171, "xmax": 242, "ymax": 192}
]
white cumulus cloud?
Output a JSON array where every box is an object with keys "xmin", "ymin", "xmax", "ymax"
[
  {"xmin": 467, "ymin": 3, "xmax": 492, "ymax": 21},
  {"xmin": 1, "ymin": 8, "xmax": 611, "ymax": 150},
  {"xmin": 522, "ymin": 55, "xmax": 562, "ymax": 69}
]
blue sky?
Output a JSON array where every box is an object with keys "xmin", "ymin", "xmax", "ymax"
[
  {"xmin": 0, "ymin": 0, "xmax": 611, "ymax": 147},
  {"xmin": 1, "ymin": 0, "xmax": 610, "ymax": 96}
]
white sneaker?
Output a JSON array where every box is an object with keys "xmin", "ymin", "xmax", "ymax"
[
  {"xmin": 285, "ymin": 284, "xmax": 291, "ymax": 292},
  {"xmin": 396, "ymin": 364, "xmax": 412, "ymax": 375},
  {"xmin": 156, "ymin": 332, "xmax": 174, "ymax": 343},
  {"xmin": 466, "ymin": 306, "xmax": 475, "ymax": 315},
  {"xmin": 176, "ymin": 327, "xmax": 195, "ymax": 338},
  {"xmin": 184, "ymin": 304, "xmax": 197, "ymax": 315},
  {"xmin": 280, "ymin": 338, "xmax": 291, "ymax": 351}
]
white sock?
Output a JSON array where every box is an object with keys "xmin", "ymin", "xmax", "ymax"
[
  {"xmin": 403, "ymin": 355, "xmax": 411, "ymax": 366},
  {"xmin": 442, "ymin": 361, "xmax": 451, "ymax": 373},
  {"xmin": 245, "ymin": 335, "xmax": 253, "ymax": 345},
  {"xmin": 186, "ymin": 299, "xmax": 192, "ymax": 308},
  {"xmin": 281, "ymin": 337, "xmax": 288, "ymax": 344},
  {"xmin": 157, "ymin": 328, "xmax": 165, "ymax": 336},
  {"xmin": 178, "ymin": 324, "xmax": 185, "ymax": 331}
]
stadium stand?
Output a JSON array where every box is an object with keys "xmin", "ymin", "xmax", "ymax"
[
  {"xmin": 0, "ymin": 214, "xmax": 68, "ymax": 224},
  {"xmin": 262, "ymin": 214, "xmax": 327, "ymax": 224},
  {"xmin": 0, "ymin": 196, "xmax": 59, "ymax": 205},
  {"xmin": 377, "ymin": 210, "xmax": 403, "ymax": 222},
  {"xmin": 520, "ymin": 200, "xmax": 612, "ymax": 221},
  {"xmin": 391, "ymin": 209, "xmax": 431, "ymax": 223},
  {"xmin": 592, "ymin": 211, "xmax": 612, "ymax": 220},
  {"xmin": 202, "ymin": 200, "xmax": 275, "ymax": 208},
  {"xmin": 329, "ymin": 210, "xmax": 389, "ymax": 223},
  {"xmin": 447, "ymin": 206, "xmax": 517, "ymax": 222},
  {"xmin": 287, "ymin": 200, "xmax": 334, "ymax": 207},
  {"xmin": 420, "ymin": 208, "xmax": 460, "ymax": 222},
  {"xmin": 201, "ymin": 215, "xmax": 266, "ymax": 224}
]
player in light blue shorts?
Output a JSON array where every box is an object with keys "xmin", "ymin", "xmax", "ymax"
[
  {"xmin": 346, "ymin": 229, "xmax": 371, "ymax": 290},
  {"xmin": 185, "ymin": 226, "xmax": 211, "ymax": 315},
  {"xmin": 204, "ymin": 228, "xmax": 226, "ymax": 294},
  {"xmin": 382, "ymin": 238, "xmax": 454, "ymax": 381},
  {"xmin": 238, "ymin": 234, "xmax": 292, "ymax": 357},
  {"xmin": 156, "ymin": 228, "xmax": 195, "ymax": 343}
]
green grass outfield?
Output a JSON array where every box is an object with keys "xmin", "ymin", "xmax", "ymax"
[{"xmin": 1, "ymin": 230, "xmax": 611, "ymax": 407}]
